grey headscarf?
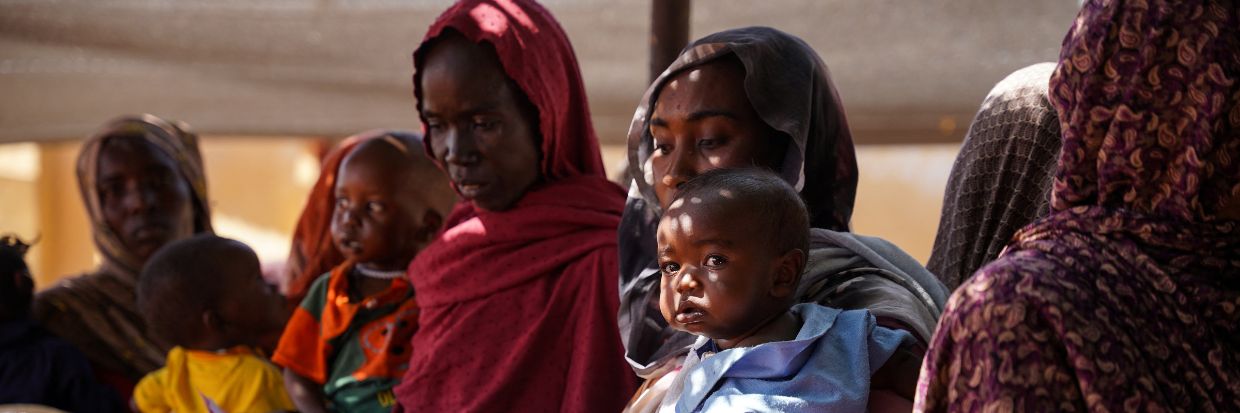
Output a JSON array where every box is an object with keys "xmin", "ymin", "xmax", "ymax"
[
  {"xmin": 926, "ymin": 63, "xmax": 1061, "ymax": 291},
  {"xmin": 617, "ymin": 27, "xmax": 947, "ymax": 377}
]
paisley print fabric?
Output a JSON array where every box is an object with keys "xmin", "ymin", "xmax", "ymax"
[{"xmin": 916, "ymin": 1, "xmax": 1240, "ymax": 411}]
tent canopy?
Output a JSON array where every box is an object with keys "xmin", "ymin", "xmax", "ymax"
[{"xmin": 0, "ymin": 0, "xmax": 1078, "ymax": 144}]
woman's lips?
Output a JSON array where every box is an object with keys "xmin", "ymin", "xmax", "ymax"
[
  {"xmin": 130, "ymin": 224, "xmax": 169, "ymax": 242},
  {"xmin": 456, "ymin": 181, "xmax": 488, "ymax": 199}
]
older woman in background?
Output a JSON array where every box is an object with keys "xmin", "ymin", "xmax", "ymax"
[
  {"xmin": 927, "ymin": 62, "xmax": 1062, "ymax": 291},
  {"xmin": 33, "ymin": 114, "xmax": 214, "ymax": 398}
]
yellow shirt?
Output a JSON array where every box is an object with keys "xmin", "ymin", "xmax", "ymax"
[{"xmin": 133, "ymin": 346, "xmax": 294, "ymax": 413}]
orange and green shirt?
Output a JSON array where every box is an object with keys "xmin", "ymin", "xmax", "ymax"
[{"xmin": 272, "ymin": 262, "xmax": 417, "ymax": 413}]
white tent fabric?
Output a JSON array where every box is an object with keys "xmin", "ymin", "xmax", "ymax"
[{"xmin": 0, "ymin": 0, "xmax": 1078, "ymax": 143}]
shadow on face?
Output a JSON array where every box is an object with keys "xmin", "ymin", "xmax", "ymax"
[
  {"xmin": 654, "ymin": 192, "xmax": 789, "ymax": 344},
  {"xmin": 648, "ymin": 55, "xmax": 787, "ymax": 210},
  {"xmin": 96, "ymin": 134, "xmax": 196, "ymax": 264},
  {"xmin": 418, "ymin": 31, "xmax": 542, "ymax": 213}
]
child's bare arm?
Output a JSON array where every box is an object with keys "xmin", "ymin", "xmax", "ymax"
[
  {"xmin": 283, "ymin": 367, "xmax": 328, "ymax": 413},
  {"xmin": 870, "ymin": 343, "xmax": 921, "ymax": 400}
]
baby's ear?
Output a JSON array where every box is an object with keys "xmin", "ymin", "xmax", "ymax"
[
  {"xmin": 770, "ymin": 249, "xmax": 804, "ymax": 298},
  {"xmin": 202, "ymin": 310, "xmax": 223, "ymax": 332}
]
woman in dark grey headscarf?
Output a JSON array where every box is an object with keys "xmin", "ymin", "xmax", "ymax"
[
  {"xmin": 926, "ymin": 63, "xmax": 1062, "ymax": 291},
  {"xmin": 618, "ymin": 26, "xmax": 948, "ymax": 410}
]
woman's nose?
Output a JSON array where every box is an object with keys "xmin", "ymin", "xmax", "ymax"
[
  {"xmin": 660, "ymin": 146, "xmax": 696, "ymax": 191},
  {"xmin": 122, "ymin": 182, "xmax": 157, "ymax": 214},
  {"xmin": 443, "ymin": 128, "xmax": 480, "ymax": 166}
]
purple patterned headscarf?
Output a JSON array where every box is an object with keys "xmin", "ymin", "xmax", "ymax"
[{"xmin": 916, "ymin": 1, "xmax": 1240, "ymax": 411}]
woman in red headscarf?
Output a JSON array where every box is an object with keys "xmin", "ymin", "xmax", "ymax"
[{"xmin": 393, "ymin": 0, "xmax": 639, "ymax": 411}]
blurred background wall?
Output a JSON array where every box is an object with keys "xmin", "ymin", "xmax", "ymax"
[{"xmin": 0, "ymin": 0, "xmax": 1080, "ymax": 288}]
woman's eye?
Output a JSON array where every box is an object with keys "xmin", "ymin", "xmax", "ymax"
[
  {"xmin": 660, "ymin": 262, "xmax": 680, "ymax": 275},
  {"xmin": 98, "ymin": 184, "xmax": 121, "ymax": 200},
  {"xmin": 705, "ymin": 255, "xmax": 728, "ymax": 267},
  {"xmin": 698, "ymin": 137, "xmax": 723, "ymax": 149},
  {"xmin": 654, "ymin": 142, "xmax": 672, "ymax": 155},
  {"xmin": 473, "ymin": 119, "xmax": 499, "ymax": 131},
  {"xmin": 144, "ymin": 176, "xmax": 168, "ymax": 189},
  {"xmin": 335, "ymin": 197, "xmax": 349, "ymax": 208},
  {"xmin": 367, "ymin": 202, "xmax": 384, "ymax": 213}
]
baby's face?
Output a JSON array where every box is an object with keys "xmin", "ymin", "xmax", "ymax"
[
  {"xmin": 331, "ymin": 157, "xmax": 424, "ymax": 269},
  {"xmin": 656, "ymin": 194, "xmax": 783, "ymax": 342},
  {"xmin": 217, "ymin": 259, "xmax": 287, "ymax": 350}
]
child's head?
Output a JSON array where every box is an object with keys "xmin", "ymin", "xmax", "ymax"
[
  {"xmin": 656, "ymin": 168, "xmax": 808, "ymax": 342},
  {"xmin": 331, "ymin": 132, "xmax": 456, "ymax": 269},
  {"xmin": 138, "ymin": 235, "xmax": 285, "ymax": 350},
  {"xmin": 0, "ymin": 235, "xmax": 35, "ymax": 321}
]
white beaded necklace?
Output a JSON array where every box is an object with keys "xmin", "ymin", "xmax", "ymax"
[{"xmin": 355, "ymin": 265, "xmax": 405, "ymax": 280}]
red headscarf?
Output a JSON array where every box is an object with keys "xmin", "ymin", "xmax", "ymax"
[
  {"xmin": 411, "ymin": 0, "xmax": 606, "ymax": 181},
  {"xmin": 395, "ymin": 0, "xmax": 637, "ymax": 411}
]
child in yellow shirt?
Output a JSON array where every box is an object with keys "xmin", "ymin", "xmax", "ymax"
[{"xmin": 132, "ymin": 235, "xmax": 293, "ymax": 413}]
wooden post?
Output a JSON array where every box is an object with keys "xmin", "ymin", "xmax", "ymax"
[{"xmin": 650, "ymin": 0, "xmax": 691, "ymax": 83}]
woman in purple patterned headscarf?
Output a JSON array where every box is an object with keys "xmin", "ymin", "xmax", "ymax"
[{"xmin": 915, "ymin": 0, "xmax": 1240, "ymax": 411}]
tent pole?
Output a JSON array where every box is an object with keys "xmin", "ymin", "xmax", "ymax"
[{"xmin": 649, "ymin": 0, "xmax": 691, "ymax": 83}]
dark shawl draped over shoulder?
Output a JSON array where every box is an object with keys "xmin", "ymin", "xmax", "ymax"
[
  {"xmin": 32, "ymin": 114, "xmax": 213, "ymax": 387},
  {"xmin": 927, "ymin": 63, "xmax": 1062, "ymax": 291},
  {"xmin": 618, "ymin": 26, "xmax": 948, "ymax": 377},
  {"xmin": 917, "ymin": 1, "xmax": 1240, "ymax": 411},
  {"xmin": 394, "ymin": 1, "xmax": 637, "ymax": 411}
]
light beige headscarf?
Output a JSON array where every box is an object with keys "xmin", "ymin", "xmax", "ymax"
[{"xmin": 33, "ymin": 114, "xmax": 213, "ymax": 382}]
